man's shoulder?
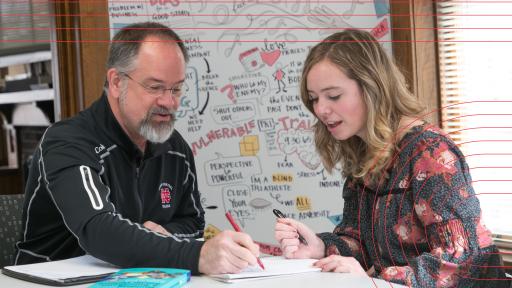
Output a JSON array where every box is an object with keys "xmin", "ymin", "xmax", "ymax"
[
  {"xmin": 33, "ymin": 98, "xmax": 113, "ymax": 171},
  {"xmin": 45, "ymin": 115, "xmax": 94, "ymax": 142},
  {"xmin": 41, "ymin": 114, "xmax": 106, "ymax": 158},
  {"xmin": 167, "ymin": 130, "xmax": 191, "ymax": 151},
  {"xmin": 46, "ymin": 98, "xmax": 103, "ymax": 137}
]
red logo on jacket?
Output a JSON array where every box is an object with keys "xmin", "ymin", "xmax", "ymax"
[{"xmin": 158, "ymin": 183, "xmax": 173, "ymax": 208}]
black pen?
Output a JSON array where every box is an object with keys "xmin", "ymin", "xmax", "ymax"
[{"xmin": 273, "ymin": 209, "xmax": 308, "ymax": 246}]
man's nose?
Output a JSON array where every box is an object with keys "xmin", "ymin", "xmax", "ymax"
[{"xmin": 158, "ymin": 91, "xmax": 180, "ymax": 110}]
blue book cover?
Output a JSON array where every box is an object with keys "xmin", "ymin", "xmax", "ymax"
[{"xmin": 89, "ymin": 268, "xmax": 191, "ymax": 288}]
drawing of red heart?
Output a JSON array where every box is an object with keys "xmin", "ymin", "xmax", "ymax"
[{"xmin": 260, "ymin": 50, "xmax": 281, "ymax": 66}]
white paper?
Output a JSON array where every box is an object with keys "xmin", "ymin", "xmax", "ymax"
[
  {"xmin": 210, "ymin": 257, "xmax": 321, "ymax": 283},
  {"xmin": 3, "ymin": 255, "xmax": 119, "ymax": 281}
]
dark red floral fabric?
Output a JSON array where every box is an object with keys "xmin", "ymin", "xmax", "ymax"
[{"xmin": 318, "ymin": 124, "xmax": 509, "ymax": 287}]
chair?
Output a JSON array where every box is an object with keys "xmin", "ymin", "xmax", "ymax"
[{"xmin": 0, "ymin": 193, "xmax": 24, "ymax": 268}]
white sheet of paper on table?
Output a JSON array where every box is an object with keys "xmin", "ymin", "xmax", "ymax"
[{"xmin": 210, "ymin": 256, "xmax": 321, "ymax": 283}]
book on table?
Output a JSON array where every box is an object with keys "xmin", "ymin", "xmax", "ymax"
[{"xmin": 89, "ymin": 267, "xmax": 191, "ymax": 288}]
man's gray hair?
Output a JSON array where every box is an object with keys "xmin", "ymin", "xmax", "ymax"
[{"xmin": 104, "ymin": 22, "xmax": 189, "ymax": 88}]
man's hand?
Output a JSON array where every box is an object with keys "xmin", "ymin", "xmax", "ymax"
[
  {"xmin": 198, "ymin": 230, "xmax": 260, "ymax": 275},
  {"xmin": 143, "ymin": 221, "xmax": 171, "ymax": 236}
]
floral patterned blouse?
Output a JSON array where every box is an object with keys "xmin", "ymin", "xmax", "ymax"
[{"xmin": 318, "ymin": 124, "xmax": 509, "ymax": 287}]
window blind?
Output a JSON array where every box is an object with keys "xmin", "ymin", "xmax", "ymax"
[
  {"xmin": 436, "ymin": 0, "xmax": 512, "ymax": 236},
  {"xmin": 0, "ymin": 1, "xmax": 50, "ymax": 56}
]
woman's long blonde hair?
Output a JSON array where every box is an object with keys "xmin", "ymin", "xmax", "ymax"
[{"xmin": 300, "ymin": 29, "xmax": 424, "ymax": 185}]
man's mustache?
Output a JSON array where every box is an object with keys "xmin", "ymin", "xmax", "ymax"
[{"xmin": 150, "ymin": 107, "xmax": 176, "ymax": 120}]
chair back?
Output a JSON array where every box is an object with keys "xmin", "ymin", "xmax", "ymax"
[{"xmin": 0, "ymin": 193, "xmax": 24, "ymax": 268}]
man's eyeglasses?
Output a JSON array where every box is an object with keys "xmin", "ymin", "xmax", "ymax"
[{"xmin": 120, "ymin": 72, "xmax": 183, "ymax": 99}]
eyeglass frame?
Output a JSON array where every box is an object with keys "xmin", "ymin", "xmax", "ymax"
[{"xmin": 119, "ymin": 72, "xmax": 184, "ymax": 99}]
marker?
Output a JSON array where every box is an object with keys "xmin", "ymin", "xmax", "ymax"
[
  {"xmin": 225, "ymin": 212, "xmax": 265, "ymax": 270},
  {"xmin": 273, "ymin": 209, "xmax": 309, "ymax": 246}
]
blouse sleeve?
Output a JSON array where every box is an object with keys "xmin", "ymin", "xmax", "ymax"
[
  {"xmin": 380, "ymin": 131, "xmax": 507, "ymax": 287},
  {"xmin": 317, "ymin": 179, "xmax": 371, "ymax": 268}
]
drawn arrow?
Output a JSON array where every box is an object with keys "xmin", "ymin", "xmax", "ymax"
[
  {"xmin": 204, "ymin": 58, "xmax": 211, "ymax": 73},
  {"xmin": 316, "ymin": 168, "xmax": 327, "ymax": 180},
  {"xmin": 199, "ymin": 91, "xmax": 210, "ymax": 115}
]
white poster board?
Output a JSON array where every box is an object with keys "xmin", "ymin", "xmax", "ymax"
[{"xmin": 108, "ymin": 0, "xmax": 392, "ymax": 246}]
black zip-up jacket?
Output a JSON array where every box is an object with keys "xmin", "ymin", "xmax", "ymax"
[{"xmin": 15, "ymin": 94, "xmax": 205, "ymax": 274}]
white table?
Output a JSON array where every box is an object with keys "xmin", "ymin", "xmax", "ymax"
[{"xmin": 1, "ymin": 270, "xmax": 405, "ymax": 287}]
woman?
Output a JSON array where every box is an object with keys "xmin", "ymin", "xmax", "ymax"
[{"xmin": 274, "ymin": 29, "xmax": 508, "ymax": 287}]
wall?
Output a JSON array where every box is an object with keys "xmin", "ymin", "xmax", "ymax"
[{"xmin": 108, "ymin": 0, "xmax": 392, "ymax": 246}]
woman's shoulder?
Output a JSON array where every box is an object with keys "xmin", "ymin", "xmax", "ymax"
[{"xmin": 400, "ymin": 123, "xmax": 458, "ymax": 153}]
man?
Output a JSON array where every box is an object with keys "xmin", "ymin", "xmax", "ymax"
[{"xmin": 16, "ymin": 22, "xmax": 260, "ymax": 275}]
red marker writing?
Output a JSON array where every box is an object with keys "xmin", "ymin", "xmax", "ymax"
[{"xmin": 225, "ymin": 212, "xmax": 265, "ymax": 270}]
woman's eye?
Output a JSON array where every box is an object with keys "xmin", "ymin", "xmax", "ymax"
[{"xmin": 328, "ymin": 94, "xmax": 341, "ymax": 100}]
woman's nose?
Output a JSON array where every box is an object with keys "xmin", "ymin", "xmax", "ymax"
[{"xmin": 315, "ymin": 98, "xmax": 331, "ymax": 117}]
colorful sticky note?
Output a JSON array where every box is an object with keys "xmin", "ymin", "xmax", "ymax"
[
  {"xmin": 239, "ymin": 135, "xmax": 259, "ymax": 156},
  {"xmin": 204, "ymin": 224, "xmax": 221, "ymax": 240}
]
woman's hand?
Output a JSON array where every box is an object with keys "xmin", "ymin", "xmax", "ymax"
[
  {"xmin": 313, "ymin": 255, "xmax": 367, "ymax": 276},
  {"xmin": 274, "ymin": 218, "xmax": 325, "ymax": 259}
]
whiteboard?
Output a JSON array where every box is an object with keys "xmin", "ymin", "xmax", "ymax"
[{"xmin": 108, "ymin": 0, "xmax": 392, "ymax": 246}]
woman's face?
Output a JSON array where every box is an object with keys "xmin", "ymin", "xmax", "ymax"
[{"xmin": 306, "ymin": 60, "xmax": 368, "ymax": 141}]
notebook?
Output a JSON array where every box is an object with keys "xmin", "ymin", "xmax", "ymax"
[
  {"xmin": 210, "ymin": 256, "xmax": 321, "ymax": 283},
  {"xmin": 2, "ymin": 255, "xmax": 119, "ymax": 286}
]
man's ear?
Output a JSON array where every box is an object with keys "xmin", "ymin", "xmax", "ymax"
[{"xmin": 106, "ymin": 68, "xmax": 123, "ymax": 99}]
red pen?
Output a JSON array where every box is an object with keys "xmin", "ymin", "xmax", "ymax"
[{"xmin": 225, "ymin": 212, "xmax": 265, "ymax": 270}]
